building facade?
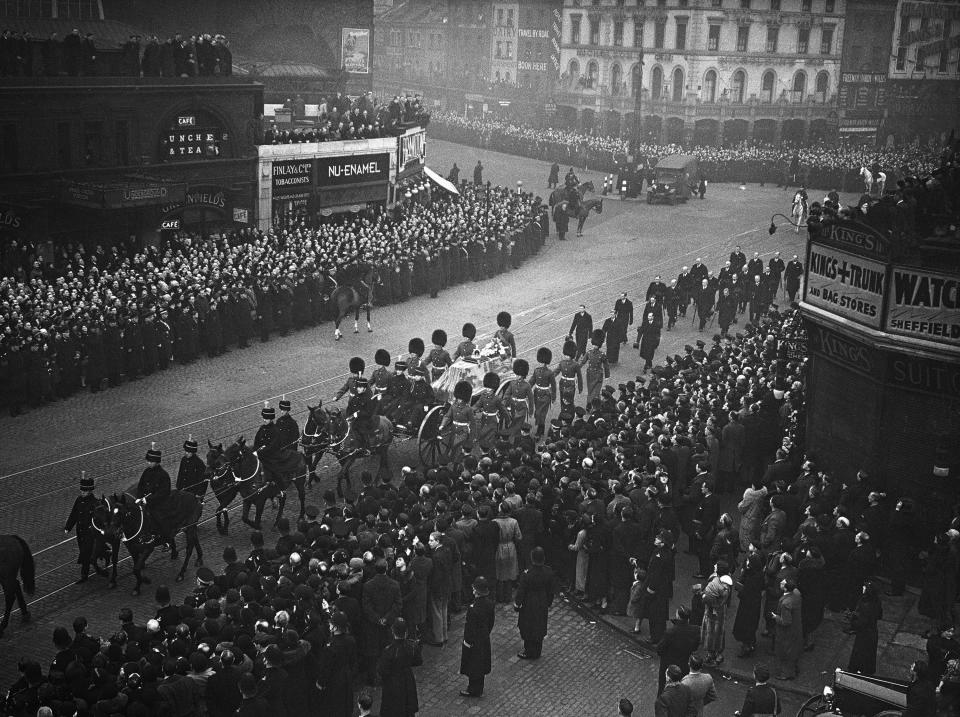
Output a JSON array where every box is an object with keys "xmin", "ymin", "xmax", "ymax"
[
  {"xmin": 837, "ymin": 0, "xmax": 896, "ymax": 145},
  {"xmin": 491, "ymin": 2, "xmax": 520, "ymax": 84},
  {"xmin": 884, "ymin": 0, "xmax": 960, "ymax": 143},
  {"xmin": 556, "ymin": 0, "xmax": 844, "ymax": 146}
]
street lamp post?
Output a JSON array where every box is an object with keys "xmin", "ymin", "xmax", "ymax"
[{"xmin": 768, "ymin": 213, "xmax": 806, "ymax": 235}]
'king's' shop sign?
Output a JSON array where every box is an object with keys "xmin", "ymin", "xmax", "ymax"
[
  {"xmin": 886, "ymin": 268, "xmax": 960, "ymax": 347},
  {"xmin": 804, "ymin": 243, "xmax": 886, "ymax": 328},
  {"xmin": 315, "ymin": 153, "xmax": 390, "ymax": 187}
]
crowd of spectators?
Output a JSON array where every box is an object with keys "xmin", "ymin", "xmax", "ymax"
[
  {"xmin": 0, "ymin": 182, "xmax": 544, "ymax": 415},
  {"xmin": 0, "ymin": 29, "xmax": 232, "ymax": 78},
  {"xmin": 261, "ymin": 94, "xmax": 430, "ymax": 145},
  {"xmin": 429, "ymin": 110, "xmax": 949, "ymax": 189}
]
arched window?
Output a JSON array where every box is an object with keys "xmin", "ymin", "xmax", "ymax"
[
  {"xmin": 672, "ymin": 67, "xmax": 684, "ymax": 101},
  {"xmin": 761, "ymin": 70, "xmax": 775, "ymax": 103},
  {"xmin": 815, "ymin": 71, "xmax": 829, "ymax": 102},
  {"xmin": 702, "ymin": 70, "xmax": 717, "ymax": 103},
  {"xmin": 651, "ymin": 66, "xmax": 663, "ymax": 99},
  {"xmin": 587, "ymin": 60, "xmax": 599, "ymax": 88},
  {"xmin": 792, "ymin": 71, "xmax": 806, "ymax": 102},
  {"xmin": 631, "ymin": 63, "xmax": 641, "ymax": 97},
  {"xmin": 568, "ymin": 59, "xmax": 580, "ymax": 77},
  {"xmin": 731, "ymin": 69, "xmax": 746, "ymax": 103},
  {"xmin": 611, "ymin": 63, "xmax": 623, "ymax": 95}
]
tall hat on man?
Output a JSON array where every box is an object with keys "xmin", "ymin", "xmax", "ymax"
[
  {"xmin": 183, "ymin": 433, "xmax": 198, "ymax": 453},
  {"xmin": 462, "ymin": 322, "xmax": 476, "ymax": 340},
  {"xmin": 349, "ymin": 357, "xmax": 365, "ymax": 377},
  {"xmin": 261, "ymin": 401, "xmax": 275, "ymax": 420},
  {"xmin": 408, "ymin": 337, "xmax": 424, "ymax": 357},
  {"xmin": 431, "ymin": 329, "xmax": 447, "ymax": 347},
  {"xmin": 279, "ymin": 395, "xmax": 291, "ymax": 412},
  {"xmin": 374, "ymin": 349, "xmax": 391, "ymax": 367},
  {"xmin": 563, "ymin": 339, "xmax": 577, "ymax": 358},
  {"xmin": 591, "ymin": 329, "xmax": 605, "ymax": 347},
  {"xmin": 146, "ymin": 441, "xmax": 162, "ymax": 463},
  {"xmin": 512, "ymin": 358, "xmax": 529, "ymax": 378},
  {"xmin": 483, "ymin": 372, "xmax": 500, "ymax": 390},
  {"xmin": 79, "ymin": 470, "xmax": 94, "ymax": 492},
  {"xmin": 537, "ymin": 347, "xmax": 552, "ymax": 364},
  {"xmin": 453, "ymin": 380, "xmax": 472, "ymax": 402},
  {"xmin": 497, "ymin": 311, "xmax": 512, "ymax": 329}
]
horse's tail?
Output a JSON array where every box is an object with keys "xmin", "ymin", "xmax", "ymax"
[{"xmin": 14, "ymin": 536, "xmax": 35, "ymax": 595}]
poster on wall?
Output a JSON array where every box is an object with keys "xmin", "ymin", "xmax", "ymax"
[
  {"xmin": 804, "ymin": 243, "xmax": 886, "ymax": 328},
  {"xmin": 886, "ymin": 267, "xmax": 960, "ymax": 347},
  {"xmin": 341, "ymin": 28, "xmax": 370, "ymax": 74}
]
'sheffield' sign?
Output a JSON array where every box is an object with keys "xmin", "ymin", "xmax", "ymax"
[
  {"xmin": 316, "ymin": 153, "xmax": 389, "ymax": 187},
  {"xmin": 886, "ymin": 267, "xmax": 960, "ymax": 346},
  {"xmin": 805, "ymin": 243, "xmax": 886, "ymax": 328}
]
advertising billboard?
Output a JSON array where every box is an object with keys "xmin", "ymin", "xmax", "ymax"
[{"xmin": 342, "ymin": 28, "xmax": 371, "ymax": 74}]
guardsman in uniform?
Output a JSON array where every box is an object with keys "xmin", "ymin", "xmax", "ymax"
[
  {"xmin": 474, "ymin": 372, "xmax": 505, "ymax": 454},
  {"xmin": 157, "ymin": 308, "xmax": 172, "ymax": 370},
  {"xmin": 440, "ymin": 380, "xmax": 475, "ymax": 457},
  {"xmin": 382, "ymin": 359, "xmax": 410, "ymax": 420},
  {"xmin": 531, "ymin": 347, "xmax": 556, "ymax": 438},
  {"xmin": 346, "ymin": 376, "xmax": 378, "ymax": 452},
  {"xmin": 276, "ymin": 397, "xmax": 300, "ymax": 456},
  {"xmin": 176, "ymin": 436, "xmax": 207, "ymax": 496},
  {"xmin": 494, "ymin": 311, "xmax": 517, "ymax": 358},
  {"xmin": 335, "ymin": 356, "xmax": 365, "ymax": 401},
  {"xmin": 554, "ymin": 339, "xmax": 583, "ymax": 421},
  {"xmin": 404, "ymin": 363, "xmax": 435, "ymax": 429},
  {"xmin": 371, "ymin": 349, "xmax": 393, "ymax": 404},
  {"xmin": 425, "ymin": 329, "xmax": 452, "ymax": 382},
  {"xmin": 405, "ymin": 337, "xmax": 426, "ymax": 375},
  {"xmin": 453, "ymin": 323, "xmax": 477, "ymax": 361},
  {"xmin": 504, "ymin": 358, "xmax": 533, "ymax": 442},
  {"xmin": 64, "ymin": 472, "xmax": 107, "ymax": 583},
  {"xmin": 583, "ymin": 329, "xmax": 610, "ymax": 406},
  {"xmin": 136, "ymin": 443, "xmax": 173, "ymax": 547}
]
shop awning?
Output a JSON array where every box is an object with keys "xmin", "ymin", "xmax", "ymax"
[{"xmin": 424, "ymin": 166, "xmax": 460, "ymax": 196}]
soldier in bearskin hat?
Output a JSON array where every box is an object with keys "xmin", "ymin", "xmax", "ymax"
[
  {"xmin": 583, "ymin": 329, "xmax": 610, "ymax": 405},
  {"xmin": 504, "ymin": 358, "xmax": 533, "ymax": 443},
  {"xmin": 531, "ymin": 347, "xmax": 556, "ymax": 438},
  {"xmin": 335, "ymin": 356, "xmax": 366, "ymax": 401},
  {"xmin": 370, "ymin": 348, "xmax": 393, "ymax": 399},
  {"xmin": 440, "ymin": 379, "xmax": 475, "ymax": 455},
  {"xmin": 453, "ymin": 322, "xmax": 478, "ymax": 361},
  {"xmin": 176, "ymin": 435, "xmax": 207, "ymax": 496},
  {"xmin": 405, "ymin": 337, "xmax": 425, "ymax": 374},
  {"xmin": 554, "ymin": 340, "xmax": 583, "ymax": 421},
  {"xmin": 425, "ymin": 329, "xmax": 452, "ymax": 382},
  {"xmin": 64, "ymin": 472, "xmax": 108, "ymax": 583},
  {"xmin": 494, "ymin": 311, "xmax": 517, "ymax": 358},
  {"xmin": 474, "ymin": 372, "xmax": 505, "ymax": 453}
]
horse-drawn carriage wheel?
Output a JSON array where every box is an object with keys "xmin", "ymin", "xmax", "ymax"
[
  {"xmin": 418, "ymin": 404, "xmax": 455, "ymax": 467},
  {"xmin": 794, "ymin": 694, "xmax": 832, "ymax": 717}
]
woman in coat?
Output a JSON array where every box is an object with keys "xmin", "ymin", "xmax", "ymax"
[
  {"xmin": 515, "ymin": 547, "xmax": 556, "ymax": 659},
  {"xmin": 378, "ymin": 618, "xmax": 420, "ymax": 717},
  {"xmin": 797, "ymin": 546, "xmax": 826, "ymax": 651},
  {"xmin": 772, "ymin": 577, "xmax": 803, "ymax": 680},
  {"xmin": 493, "ymin": 502, "xmax": 522, "ymax": 603},
  {"xmin": 732, "ymin": 553, "xmax": 764, "ymax": 657},
  {"xmin": 847, "ymin": 580, "xmax": 882, "ymax": 675},
  {"xmin": 737, "ymin": 481, "xmax": 767, "ymax": 554}
]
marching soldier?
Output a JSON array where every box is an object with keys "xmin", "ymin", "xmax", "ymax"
[
  {"xmin": 64, "ymin": 472, "xmax": 107, "ymax": 583},
  {"xmin": 504, "ymin": 358, "xmax": 533, "ymax": 442},
  {"xmin": 176, "ymin": 435, "xmax": 207, "ymax": 496},
  {"xmin": 474, "ymin": 372, "xmax": 505, "ymax": 454},
  {"xmin": 136, "ymin": 443, "xmax": 173, "ymax": 547},
  {"xmin": 583, "ymin": 329, "xmax": 610, "ymax": 406},
  {"xmin": 371, "ymin": 349, "xmax": 393, "ymax": 400},
  {"xmin": 405, "ymin": 337, "xmax": 425, "ymax": 374},
  {"xmin": 531, "ymin": 347, "xmax": 556, "ymax": 438},
  {"xmin": 440, "ymin": 380, "xmax": 475, "ymax": 457},
  {"xmin": 494, "ymin": 311, "xmax": 517, "ymax": 358},
  {"xmin": 554, "ymin": 340, "xmax": 583, "ymax": 421},
  {"xmin": 335, "ymin": 357, "xmax": 365, "ymax": 401},
  {"xmin": 453, "ymin": 323, "xmax": 477, "ymax": 361},
  {"xmin": 425, "ymin": 329, "xmax": 452, "ymax": 382},
  {"xmin": 276, "ymin": 397, "xmax": 300, "ymax": 455}
]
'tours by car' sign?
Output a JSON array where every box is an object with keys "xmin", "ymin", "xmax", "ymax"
[{"xmin": 316, "ymin": 153, "xmax": 390, "ymax": 187}]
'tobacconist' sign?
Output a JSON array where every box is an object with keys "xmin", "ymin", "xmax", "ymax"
[{"xmin": 316, "ymin": 153, "xmax": 390, "ymax": 187}]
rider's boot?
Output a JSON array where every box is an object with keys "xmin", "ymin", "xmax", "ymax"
[{"xmin": 76, "ymin": 564, "xmax": 89, "ymax": 584}]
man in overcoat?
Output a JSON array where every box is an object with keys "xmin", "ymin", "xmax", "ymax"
[
  {"xmin": 514, "ymin": 547, "xmax": 555, "ymax": 659},
  {"xmin": 460, "ymin": 576, "xmax": 495, "ymax": 697}
]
